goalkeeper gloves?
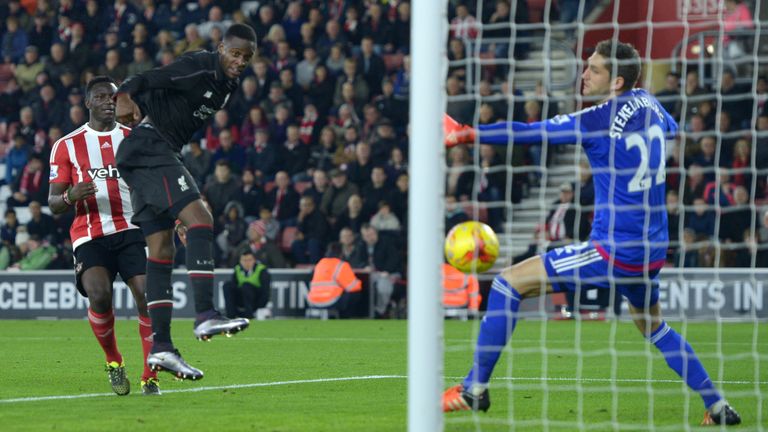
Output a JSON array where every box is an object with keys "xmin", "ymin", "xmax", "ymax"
[{"xmin": 443, "ymin": 114, "xmax": 476, "ymax": 147}]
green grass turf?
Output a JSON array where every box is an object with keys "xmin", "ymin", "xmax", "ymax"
[{"xmin": 0, "ymin": 319, "xmax": 764, "ymax": 431}]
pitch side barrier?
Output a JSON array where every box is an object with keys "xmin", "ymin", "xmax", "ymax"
[
  {"xmin": 0, "ymin": 269, "xmax": 372, "ymax": 319},
  {"xmin": 0, "ymin": 268, "xmax": 764, "ymax": 320}
]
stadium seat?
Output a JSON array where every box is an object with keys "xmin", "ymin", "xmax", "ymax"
[
  {"xmin": 13, "ymin": 206, "xmax": 31, "ymax": 224},
  {"xmin": 280, "ymin": 226, "xmax": 298, "ymax": 253}
]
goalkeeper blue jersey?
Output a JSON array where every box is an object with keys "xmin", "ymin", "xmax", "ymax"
[{"xmin": 477, "ymin": 88, "xmax": 677, "ymax": 271}]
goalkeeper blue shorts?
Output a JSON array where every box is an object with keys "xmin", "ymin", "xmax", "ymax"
[{"xmin": 541, "ymin": 241, "xmax": 660, "ymax": 309}]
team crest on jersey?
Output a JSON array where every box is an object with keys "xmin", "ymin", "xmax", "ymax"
[
  {"xmin": 203, "ymin": 91, "xmax": 212, "ymax": 98},
  {"xmin": 74, "ymin": 261, "xmax": 83, "ymax": 275},
  {"xmin": 178, "ymin": 175, "xmax": 189, "ymax": 192},
  {"xmin": 49, "ymin": 165, "xmax": 59, "ymax": 180}
]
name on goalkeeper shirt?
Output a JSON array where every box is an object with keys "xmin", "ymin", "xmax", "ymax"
[{"xmin": 609, "ymin": 96, "xmax": 664, "ymax": 139}]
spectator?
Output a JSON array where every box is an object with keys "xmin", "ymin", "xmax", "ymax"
[
  {"xmin": 322, "ymin": 168, "xmax": 360, "ymax": 226},
  {"xmin": 361, "ymin": 3, "xmax": 391, "ymax": 53},
  {"xmin": 26, "ymin": 200, "xmax": 57, "ymax": 242},
  {"xmin": 252, "ymin": 5, "xmax": 277, "ymax": 42},
  {"xmin": 703, "ymin": 168, "xmax": 736, "ymax": 208},
  {"xmin": 210, "ymin": 129, "xmax": 246, "ymax": 174},
  {"xmin": 685, "ymin": 197, "xmax": 716, "ymax": 239},
  {"xmin": 308, "ymin": 64, "xmax": 335, "ymax": 117},
  {"xmin": 389, "ymin": 173, "xmax": 409, "ymax": 230},
  {"xmin": 361, "ymin": 166, "xmax": 390, "ymax": 219},
  {"xmin": 346, "ymin": 141, "xmax": 373, "ymax": 188},
  {"xmin": 291, "ymin": 195, "xmax": 331, "ymax": 264},
  {"xmin": 2, "ymin": 16, "xmax": 28, "ymax": 64},
  {"xmin": 682, "ymin": 163, "xmax": 707, "ymax": 205},
  {"xmin": 198, "ymin": 5, "xmax": 231, "ymax": 41},
  {"xmin": 730, "ymin": 138, "xmax": 752, "ymax": 189},
  {"xmin": 44, "ymin": 43, "xmax": 73, "ymax": 85},
  {"xmin": 719, "ymin": 69, "xmax": 752, "ymax": 129},
  {"xmin": 667, "ymin": 189, "xmax": 683, "ymax": 256},
  {"xmin": 1, "ymin": 208, "xmax": 18, "ymax": 245},
  {"xmin": 14, "ymin": 46, "xmax": 45, "ymax": 93},
  {"xmin": 277, "ymin": 124, "xmax": 310, "ymax": 179},
  {"xmin": 7, "ymin": 154, "xmax": 47, "ymax": 207},
  {"xmin": 674, "ymin": 228, "xmax": 702, "ymax": 267},
  {"xmin": 216, "ymin": 200, "xmax": 248, "ymax": 267},
  {"xmin": 722, "ymin": 0, "xmax": 754, "ymax": 59},
  {"xmin": 370, "ymin": 201, "xmax": 401, "ymax": 233},
  {"xmin": 28, "ymin": 12, "xmax": 54, "ymax": 55},
  {"xmin": 317, "ymin": 21, "xmax": 347, "ymax": 60},
  {"xmin": 385, "ymin": 147, "xmax": 407, "ymax": 184},
  {"xmin": 240, "ymin": 106, "xmax": 268, "ymax": 147},
  {"xmin": 4, "ymin": 134, "xmax": 29, "ymax": 187},
  {"xmin": 279, "ymin": 68, "xmax": 303, "ymax": 114},
  {"xmin": 231, "ymin": 219, "xmax": 287, "ymax": 268},
  {"xmin": 370, "ymin": 119, "xmax": 398, "ymax": 166},
  {"xmin": 361, "ymin": 223, "xmax": 401, "ymax": 318},
  {"xmin": 246, "ymin": 129, "xmax": 277, "ymax": 180},
  {"xmin": 257, "ymin": 207, "xmax": 281, "ymax": 243},
  {"xmin": 174, "ymin": 23, "xmax": 206, "ymax": 56},
  {"xmin": 339, "ymin": 226, "xmax": 367, "ymax": 268},
  {"xmin": 450, "ymin": 4, "xmax": 479, "ymax": 41},
  {"xmin": 228, "ymin": 77, "xmax": 259, "ymax": 127},
  {"xmin": 251, "ymin": 57, "xmax": 276, "ymax": 101},
  {"xmin": 205, "ymin": 109, "xmax": 240, "ymax": 152},
  {"xmin": 261, "ymin": 83, "xmax": 292, "ymax": 122},
  {"xmin": 12, "ymin": 235, "xmax": 57, "ymax": 270},
  {"xmin": 67, "ymin": 23, "xmax": 90, "ymax": 73},
  {"xmin": 60, "ymin": 103, "xmax": 87, "ymax": 136},
  {"xmin": 691, "ymin": 135, "xmax": 717, "ymax": 181},
  {"xmin": 222, "ymin": 249, "xmax": 271, "ymax": 319},
  {"xmin": 677, "ymin": 69, "xmax": 709, "ymax": 125},
  {"xmin": 267, "ymin": 170, "xmax": 300, "ymax": 228},
  {"xmin": 374, "ymin": 77, "xmax": 408, "ymax": 128},
  {"xmin": 303, "ymin": 169, "xmax": 330, "ymax": 207},
  {"xmin": 719, "ymin": 185, "xmax": 752, "ymax": 245},
  {"xmin": 334, "ymin": 58, "xmax": 370, "ymax": 109},
  {"xmin": 273, "ymin": 40, "xmax": 297, "ymax": 73},
  {"xmin": 654, "ymin": 71, "xmax": 681, "ymax": 120},
  {"xmin": 236, "ymin": 169, "xmax": 265, "ymax": 221},
  {"xmin": 334, "ymin": 193, "xmax": 366, "ymax": 237},
  {"xmin": 357, "ymin": 36, "xmax": 386, "ymax": 96},
  {"xmin": 282, "ymin": 1, "xmax": 305, "ymax": 50},
  {"xmin": 545, "ymin": 182, "xmax": 577, "ymax": 249},
  {"xmin": 97, "ymin": 49, "xmax": 128, "ymax": 83},
  {"xmin": 126, "ymin": 46, "xmax": 154, "ymax": 77},
  {"xmin": 182, "ymin": 140, "xmax": 211, "ymax": 189},
  {"xmin": 32, "ymin": 84, "xmax": 67, "ymax": 131},
  {"xmin": 299, "ymin": 103, "xmax": 320, "ymax": 146},
  {"xmin": 203, "ymin": 160, "xmax": 241, "ymax": 222},
  {"xmin": 296, "ymin": 46, "xmax": 320, "ymax": 89}
]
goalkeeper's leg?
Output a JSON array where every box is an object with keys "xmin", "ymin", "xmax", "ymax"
[
  {"xmin": 443, "ymin": 256, "xmax": 551, "ymax": 412},
  {"xmin": 629, "ymin": 302, "xmax": 741, "ymax": 426}
]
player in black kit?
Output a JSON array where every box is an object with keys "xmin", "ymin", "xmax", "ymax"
[{"xmin": 114, "ymin": 23, "xmax": 257, "ymax": 380}]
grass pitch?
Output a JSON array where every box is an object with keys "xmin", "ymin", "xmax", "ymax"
[{"xmin": 0, "ymin": 319, "xmax": 765, "ymax": 431}]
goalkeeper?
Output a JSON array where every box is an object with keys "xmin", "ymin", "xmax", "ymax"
[{"xmin": 442, "ymin": 40, "xmax": 740, "ymax": 426}]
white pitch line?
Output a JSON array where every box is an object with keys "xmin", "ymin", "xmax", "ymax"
[
  {"xmin": 444, "ymin": 376, "xmax": 768, "ymax": 385},
  {"xmin": 0, "ymin": 375, "xmax": 405, "ymax": 404},
  {"xmin": 3, "ymin": 374, "xmax": 766, "ymax": 405}
]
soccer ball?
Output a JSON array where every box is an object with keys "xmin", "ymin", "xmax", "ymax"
[{"xmin": 444, "ymin": 221, "xmax": 500, "ymax": 273}]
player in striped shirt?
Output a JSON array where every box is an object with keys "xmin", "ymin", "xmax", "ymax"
[
  {"xmin": 441, "ymin": 40, "xmax": 740, "ymax": 426},
  {"xmin": 48, "ymin": 76, "xmax": 159, "ymax": 396}
]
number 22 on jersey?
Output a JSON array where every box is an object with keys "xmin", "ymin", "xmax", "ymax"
[{"xmin": 624, "ymin": 124, "xmax": 666, "ymax": 193}]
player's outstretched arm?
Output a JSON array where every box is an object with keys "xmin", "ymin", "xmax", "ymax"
[{"xmin": 444, "ymin": 113, "xmax": 587, "ymax": 147}]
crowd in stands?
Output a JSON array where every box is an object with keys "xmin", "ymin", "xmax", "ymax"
[{"xmin": 0, "ymin": 0, "xmax": 766, "ymax": 281}]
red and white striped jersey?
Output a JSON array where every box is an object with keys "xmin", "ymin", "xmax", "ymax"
[{"xmin": 49, "ymin": 122, "xmax": 138, "ymax": 250}]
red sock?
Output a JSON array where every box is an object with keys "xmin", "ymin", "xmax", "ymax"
[
  {"xmin": 88, "ymin": 308, "xmax": 122, "ymax": 364},
  {"xmin": 138, "ymin": 315, "xmax": 157, "ymax": 381}
]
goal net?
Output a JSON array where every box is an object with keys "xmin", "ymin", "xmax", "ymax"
[{"xmin": 430, "ymin": 0, "xmax": 768, "ymax": 430}]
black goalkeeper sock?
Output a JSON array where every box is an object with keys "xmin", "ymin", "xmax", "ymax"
[
  {"xmin": 145, "ymin": 257, "xmax": 174, "ymax": 353},
  {"xmin": 186, "ymin": 225, "xmax": 216, "ymax": 315}
]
